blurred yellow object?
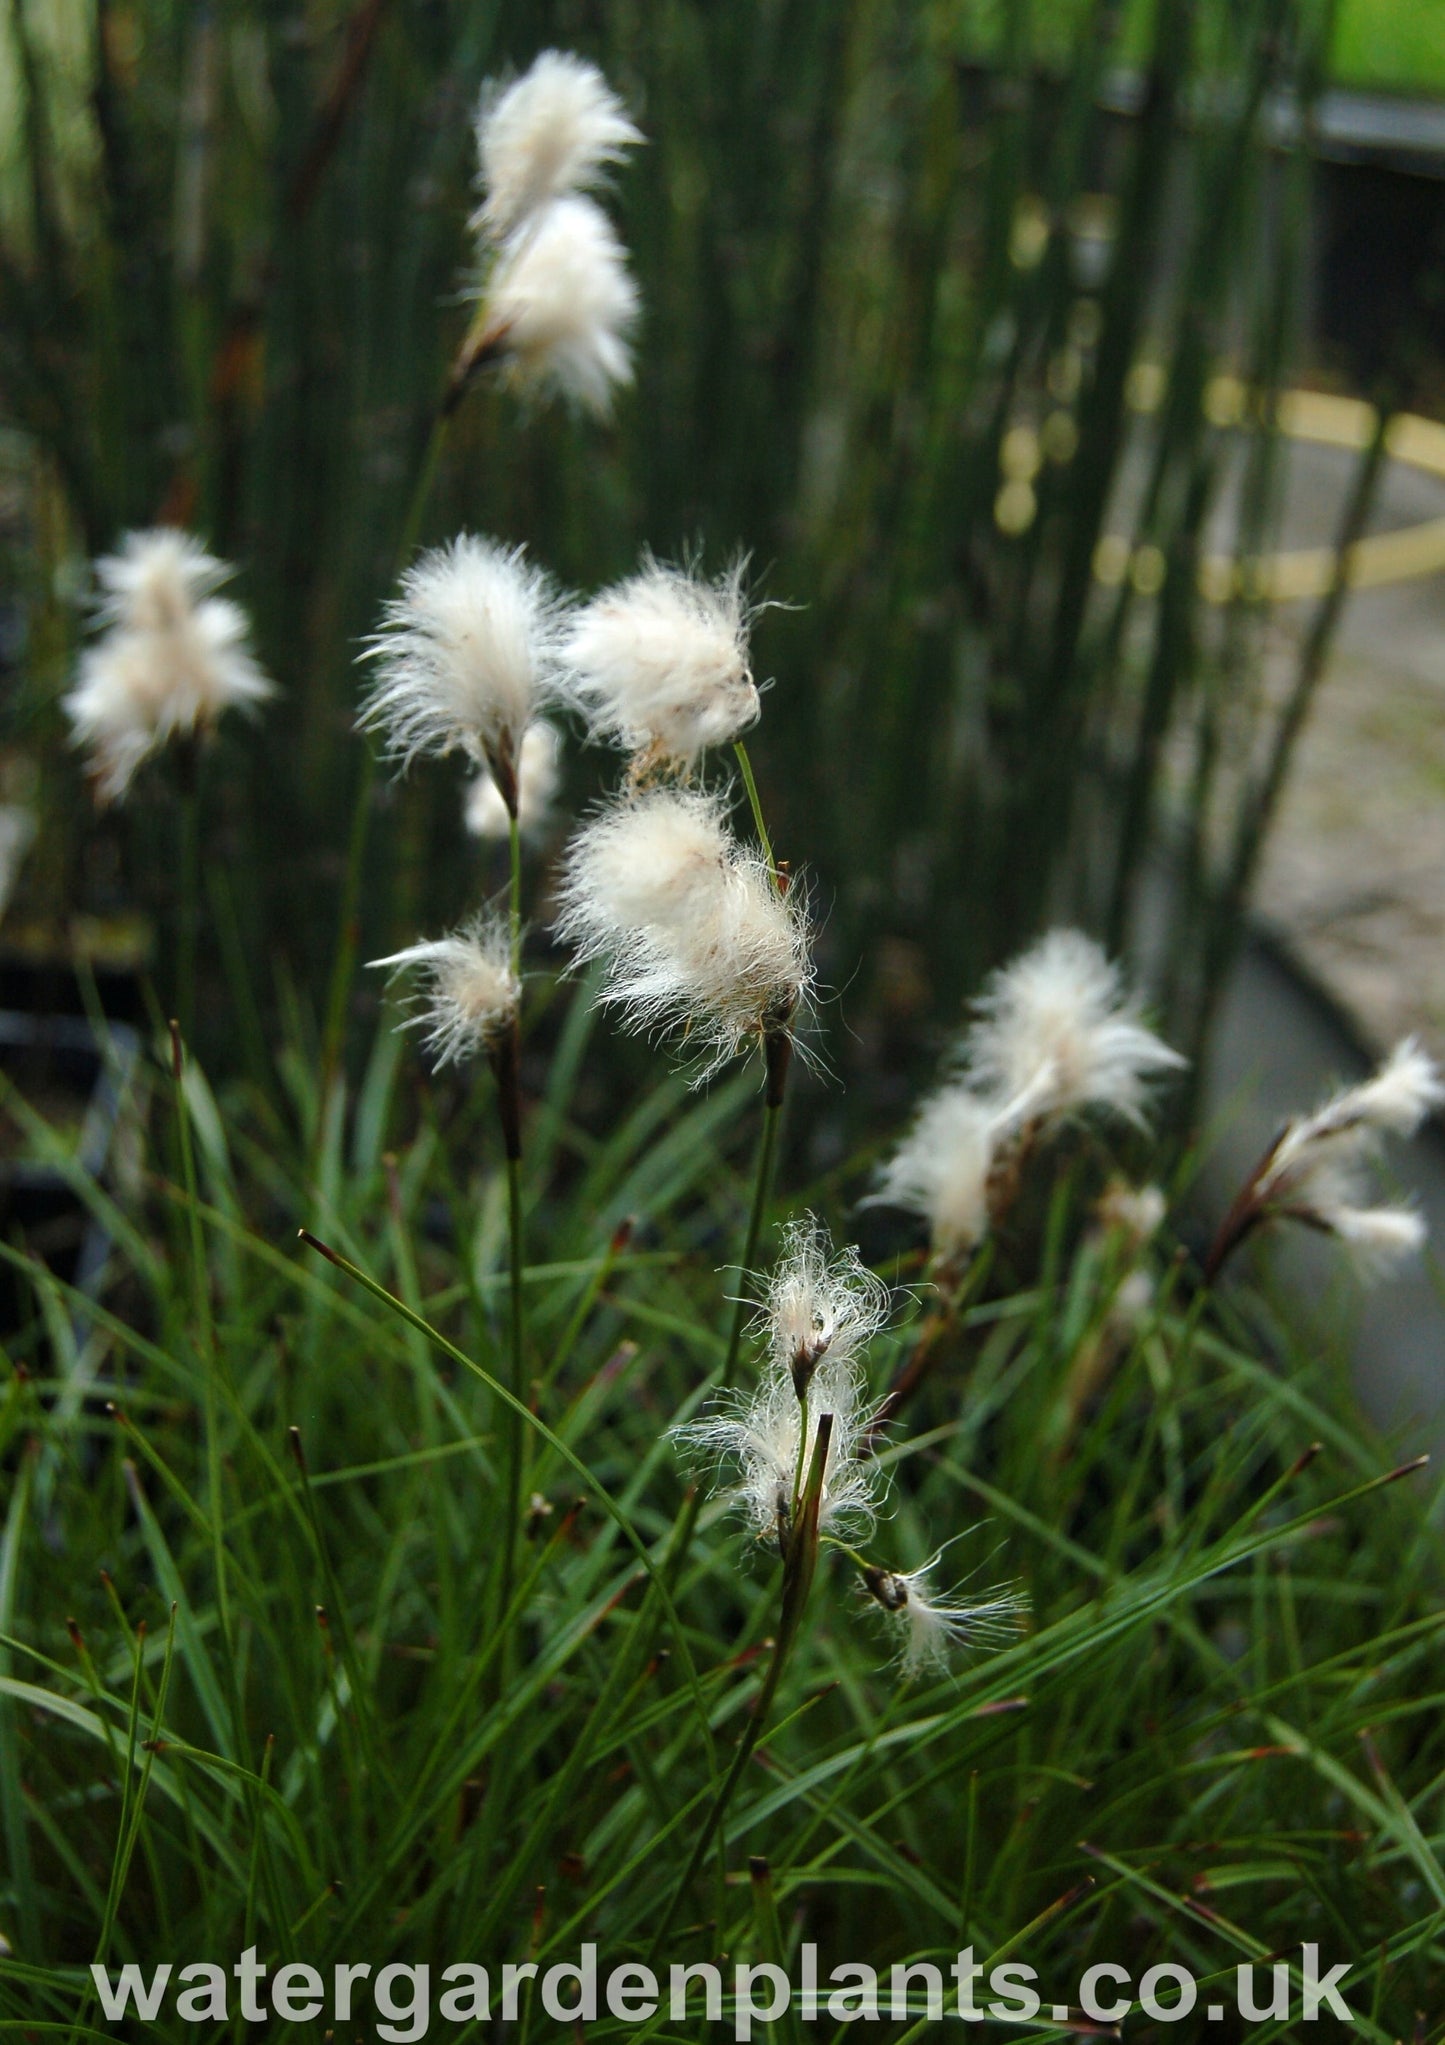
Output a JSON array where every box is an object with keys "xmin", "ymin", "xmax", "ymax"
[{"xmin": 1095, "ymin": 382, "xmax": 1445, "ymax": 603}]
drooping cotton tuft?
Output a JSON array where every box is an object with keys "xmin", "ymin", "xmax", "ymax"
[
  {"xmin": 674, "ymin": 1218, "xmax": 886, "ymax": 1543},
  {"xmin": 64, "ymin": 529, "xmax": 273, "ymax": 803},
  {"xmin": 472, "ymin": 50, "xmax": 642, "ymax": 245},
  {"xmin": 475, "ymin": 196, "xmax": 639, "ymax": 417},
  {"xmin": 370, "ymin": 913, "xmax": 519, "ymax": 1067},
  {"xmin": 554, "ymin": 786, "xmax": 812, "ymax": 1081},
  {"xmin": 562, "ymin": 556, "xmax": 759, "ymax": 769},
  {"xmin": 870, "ymin": 1084, "xmax": 1001, "ymax": 1265},
  {"xmin": 359, "ymin": 537, "xmax": 564, "ymax": 785},
  {"xmin": 1238, "ymin": 1037, "xmax": 1443, "ymax": 1276},
  {"xmin": 466, "ymin": 719, "xmax": 562, "ymax": 840},
  {"xmin": 961, "ymin": 928, "xmax": 1184, "ymax": 1130},
  {"xmin": 862, "ymin": 1557, "xmax": 1028, "ymax": 1677}
]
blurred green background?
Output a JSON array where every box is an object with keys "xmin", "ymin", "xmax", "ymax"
[{"xmin": 2, "ymin": 0, "xmax": 1442, "ymax": 1119}]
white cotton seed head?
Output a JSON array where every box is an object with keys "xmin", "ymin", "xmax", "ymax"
[
  {"xmin": 871, "ymin": 1083, "xmax": 999, "ymax": 1263},
  {"xmin": 1273, "ymin": 1038, "xmax": 1445, "ymax": 1181},
  {"xmin": 360, "ymin": 537, "xmax": 564, "ymax": 773},
  {"xmin": 863, "ymin": 1558, "xmax": 1028, "ymax": 1677},
  {"xmin": 1319, "ymin": 1202, "xmax": 1427, "ymax": 1275},
  {"xmin": 554, "ymin": 788, "xmax": 812, "ymax": 1080},
  {"xmin": 63, "ymin": 529, "xmax": 273, "ymax": 804},
  {"xmin": 472, "ymin": 50, "xmax": 642, "ymax": 244},
  {"xmin": 962, "ymin": 928, "xmax": 1185, "ymax": 1130},
  {"xmin": 466, "ymin": 719, "xmax": 562, "ymax": 841},
  {"xmin": 561, "ymin": 556, "xmax": 759, "ymax": 768},
  {"xmin": 759, "ymin": 1215, "xmax": 891, "ymax": 1391},
  {"xmin": 370, "ymin": 913, "xmax": 519, "ymax": 1066},
  {"xmin": 478, "ymin": 195, "xmax": 638, "ymax": 417}
]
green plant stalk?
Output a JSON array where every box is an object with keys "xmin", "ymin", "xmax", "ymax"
[
  {"xmin": 495, "ymin": 803, "xmax": 528, "ymax": 1635},
  {"xmin": 317, "ymin": 410, "xmax": 452, "ymax": 1116},
  {"xmin": 733, "ymin": 739, "xmax": 778, "ymax": 880},
  {"xmin": 176, "ymin": 763, "xmax": 200, "ymax": 1049},
  {"xmin": 722, "ymin": 1092, "xmax": 781, "ymax": 1390},
  {"xmin": 648, "ymin": 1413, "xmax": 834, "ymax": 1964}
]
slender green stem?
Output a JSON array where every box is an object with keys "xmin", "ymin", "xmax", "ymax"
[
  {"xmin": 722, "ymin": 1096, "xmax": 781, "ymax": 1388},
  {"xmin": 507, "ymin": 809, "xmax": 523, "ymax": 978},
  {"xmin": 733, "ymin": 739, "xmax": 778, "ymax": 881},
  {"xmin": 317, "ymin": 409, "xmax": 452, "ymax": 1119},
  {"xmin": 500, "ymin": 1150, "xmax": 527, "ymax": 1615},
  {"xmin": 497, "ymin": 804, "xmax": 527, "ymax": 1605},
  {"xmin": 176, "ymin": 770, "xmax": 199, "ymax": 1048}
]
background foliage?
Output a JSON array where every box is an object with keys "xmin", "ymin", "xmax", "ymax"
[{"xmin": 4, "ymin": 2, "xmax": 1445, "ymax": 2037}]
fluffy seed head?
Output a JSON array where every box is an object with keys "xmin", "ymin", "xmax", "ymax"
[
  {"xmin": 466, "ymin": 719, "xmax": 562, "ymax": 841},
  {"xmin": 554, "ymin": 787, "xmax": 812, "ymax": 1081},
  {"xmin": 759, "ymin": 1215, "xmax": 891, "ymax": 1396},
  {"xmin": 871, "ymin": 1084, "xmax": 1000, "ymax": 1264},
  {"xmin": 562, "ymin": 556, "xmax": 759, "ymax": 769},
  {"xmin": 962, "ymin": 928, "xmax": 1184, "ymax": 1129},
  {"xmin": 472, "ymin": 50, "xmax": 642, "ymax": 244},
  {"xmin": 477, "ymin": 196, "xmax": 638, "ymax": 416},
  {"xmin": 370, "ymin": 913, "xmax": 519, "ymax": 1066},
  {"xmin": 674, "ymin": 1219, "xmax": 886, "ymax": 1543},
  {"xmin": 1324, "ymin": 1204, "xmax": 1427, "ymax": 1273},
  {"xmin": 360, "ymin": 537, "xmax": 564, "ymax": 777},
  {"xmin": 862, "ymin": 1556, "xmax": 1028, "ymax": 1677},
  {"xmin": 64, "ymin": 529, "xmax": 273, "ymax": 803}
]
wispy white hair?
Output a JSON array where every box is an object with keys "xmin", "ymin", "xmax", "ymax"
[
  {"xmin": 554, "ymin": 786, "xmax": 812, "ymax": 1081},
  {"xmin": 960, "ymin": 928, "xmax": 1184, "ymax": 1130},
  {"xmin": 479, "ymin": 196, "xmax": 639, "ymax": 417},
  {"xmin": 359, "ymin": 536, "xmax": 565, "ymax": 772},
  {"xmin": 64, "ymin": 529, "xmax": 273, "ymax": 803},
  {"xmin": 370, "ymin": 911, "xmax": 519, "ymax": 1066},
  {"xmin": 472, "ymin": 49, "xmax": 641, "ymax": 244},
  {"xmin": 562, "ymin": 555, "xmax": 759, "ymax": 769}
]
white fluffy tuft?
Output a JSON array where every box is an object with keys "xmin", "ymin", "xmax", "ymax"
[
  {"xmin": 472, "ymin": 50, "xmax": 642, "ymax": 244},
  {"xmin": 370, "ymin": 913, "xmax": 519, "ymax": 1066},
  {"xmin": 479, "ymin": 196, "xmax": 639, "ymax": 417},
  {"xmin": 63, "ymin": 529, "xmax": 273, "ymax": 803},
  {"xmin": 961, "ymin": 928, "xmax": 1184, "ymax": 1129},
  {"xmin": 359, "ymin": 536, "xmax": 564, "ymax": 771},
  {"xmin": 870, "ymin": 1084, "xmax": 999, "ymax": 1264},
  {"xmin": 673, "ymin": 1217, "xmax": 887, "ymax": 1543},
  {"xmin": 561, "ymin": 556, "xmax": 758, "ymax": 767},
  {"xmin": 863, "ymin": 1556, "xmax": 1029, "ymax": 1677},
  {"xmin": 554, "ymin": 787, "xmax": 812, "ymax": 1081}
]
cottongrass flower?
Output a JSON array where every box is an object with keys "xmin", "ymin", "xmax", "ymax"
[
  {"xmin": 674, "ymin": 1217, "xmax": 887, "ymax": 1545},
  {"xmin": 962, "ymin": 927, "xmax": 1184, "ymax": 1130},
  {"xmin": 472, "ymin": 49, "xmax": 642, "ymax": 244},
  {"xmin": 466, "ymin": 719, "xmax": 561, "ymax": 841},
  {"xmin": 862, "ymin": 1556, "xmax": 1028, "ymax": 1677},
  {"xmin": 1207, "ymin": 1037, "xmax": 1443, "ymax": 1280},
  {"xmin": 762, "ymin": 1216, "xmax": 891, "ymax": 1395},
  {"xmin": 554, "ymin": 785, "xmax": 812, "ymax": 1082},
  {"xmin": 870, "ymin": 1085, "xmax": 1001, "ymax": 1267},
  {"xmin": 64, "ymin": 528, "xmax": 272, "ymax": 803},
  {"xmin": 464, "ymin": 195, "xmax": 639, "ymax": 417},
  {"xmin": 872, "ymin": 931, "xmax": 1183, "ymax": 1266},
  {"xmin": 360, "ymin": 537, "xmax": 565, "ymax": 810},
  {"xmin": 369, "ymin": 912, "xmax": 520, "ymax": 1068},
  {"xmin": 562, "ymin": 556, "xmax": 758, "ymax": 772}
]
